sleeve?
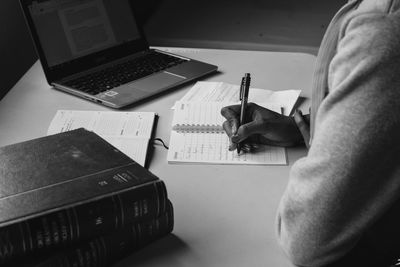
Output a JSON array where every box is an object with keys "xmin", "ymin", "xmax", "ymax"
[{"xmin": 276, "ymin": 12, "xmax": 400, "ymax": 267}]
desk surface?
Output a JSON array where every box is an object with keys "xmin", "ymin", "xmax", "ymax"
[{"xmin": 0, "ymin": 48, "xmax": 315, "ymax": 267}]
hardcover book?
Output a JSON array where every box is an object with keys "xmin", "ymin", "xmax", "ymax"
[
  {"xmin": 10, "ymin": 201, "xmax": 174, "ymax": 267},
  {"xmin": 0, "ymin": 128, "xmax": 169, "ymax": 263}
]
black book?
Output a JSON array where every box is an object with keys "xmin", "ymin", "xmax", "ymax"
[
  {"xmin": 12, "ymin": 201, "xmax": 174, "ymax": 267},
  {"xmin": 0, "ymin": 129, "xmax": 169, "ymax": 264}
]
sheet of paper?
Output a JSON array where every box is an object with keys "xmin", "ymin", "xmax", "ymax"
[
  {"xmin": 48, "ymin": 110, "xmax": 156, "ymax": 166},
  {"xmin": 175, "ymin": 82, "xmax": 301, "ymax": 115},
  {"xmin": 167, "ymin": 131, "xmax": 287, "ymax": 165}
]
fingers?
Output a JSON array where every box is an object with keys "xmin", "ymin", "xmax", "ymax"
[
  {"xmin": 294, "ymin": 110, "xmax": 310, "ymax": 148},
  {"xmin": 223, "ymin": 120, "xmax": 238, "ymax": 151},
  {"xmin": 220, "ymin": 104, "xmax": 241, "ymax": 120},
  {"xmin": 221, "ymin": 105, "xmax": 240, "ymax": 136},
  {"xmin": 222, "ymin": 120, "xmax": 237, "ymax": 137},
  {"xmin": 223, "ymin": 120, "xmax": 259, "ymax": 152},
  {"xmin": 221, "ymin": 103, "xmax": 271, "ymax": 151},
  {"xmin": 222, "ymin": 115, "xmax": 239, "ymax": 150},
  {"xmin": 231, "ymin": 120, "xmax": 267, "ymax": 143},
  {"xmin": 221, "ymin": 105, "xmax": 241, "ymax": 150}
]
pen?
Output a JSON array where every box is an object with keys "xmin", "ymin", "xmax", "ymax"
[{"xmin": 237, "ymin": 73, "xmax": 251, "ymax": 154}]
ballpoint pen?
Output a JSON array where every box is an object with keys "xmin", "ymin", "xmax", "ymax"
[{"xmin": 237, "ymin": 73, "xmax": 251, "ymax": 154}]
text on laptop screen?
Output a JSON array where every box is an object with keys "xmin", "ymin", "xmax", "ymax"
[{"xmin": 28, "ymin": 0, "xmax": 141, "ymax": 68}]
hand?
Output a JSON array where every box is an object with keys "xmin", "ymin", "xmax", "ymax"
[
  {"xmin": 293, "ymin": 109, "xmax": 311, "ymax": 148},
  {"xmin": 220, "ymin": 103, "xmax": 304, "ymax": 151}
]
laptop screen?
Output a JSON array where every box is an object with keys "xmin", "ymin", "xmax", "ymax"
[{"xmin": 28, "ymin": 0, "xmax": 141, "ymax": 68}]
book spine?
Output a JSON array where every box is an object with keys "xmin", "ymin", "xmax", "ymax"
[
  {"xmin": 17, "ymin": 201, "xmax": 174, "ymax": 267},
  {"xmin": 0, "ymin": 180, "xmax": 168, "ymax": 264}
]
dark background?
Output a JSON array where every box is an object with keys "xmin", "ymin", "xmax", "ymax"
[{"xmin": 0, "ymin": 0, "xmax": 345, "ymax": 100}]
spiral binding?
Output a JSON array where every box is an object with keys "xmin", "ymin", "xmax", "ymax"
[{"xmin": 172, "ymin": 124, "xmax": 223, "ymax": 133}]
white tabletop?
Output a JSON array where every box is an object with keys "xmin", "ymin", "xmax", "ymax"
[{"xmin": 0, "ymin": 47, "xmax": 316, "ymax": 267}]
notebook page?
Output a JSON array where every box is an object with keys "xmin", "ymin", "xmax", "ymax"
[
  {"xmin": 48, "ymin": 110, "xmax": 156, "ymax": 166},
  {"xmin": 167, "ymin": 131, "xmax": 287, "ymax": 165},
  {"xmin": 172, "ymin": 102, "xmax": 227, "ymax": 131}
]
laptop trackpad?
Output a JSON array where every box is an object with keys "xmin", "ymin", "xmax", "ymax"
[{"xmin": 128, "ymin": 72, "xmax": 185, "ymax": 93}]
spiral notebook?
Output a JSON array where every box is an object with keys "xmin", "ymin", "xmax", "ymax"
[{"xmin": 167, "ymin": 102, "xmax": 287, "ymax": 165}]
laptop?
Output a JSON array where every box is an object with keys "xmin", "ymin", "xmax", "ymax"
[{"xmin": 20, "ymin": 0, "xmax": 218, "ymax": 108}]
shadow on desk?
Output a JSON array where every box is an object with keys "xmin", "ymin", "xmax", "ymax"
[{"xmin": 114, "ymin": 234, "xmax": 189, "ymax": 267}]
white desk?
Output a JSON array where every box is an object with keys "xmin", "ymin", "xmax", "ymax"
[{"xmin": 0, "ymin": 48, "xmax": 315, "ymax": 267}]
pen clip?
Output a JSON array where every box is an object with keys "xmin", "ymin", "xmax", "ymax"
[
  {"xmin": 240, "ymin": 77, "xmax": 245, "ymax": 100},
  {"xmin": 243, "ymin": 73, "xmax": 251, "ymax": 98}
]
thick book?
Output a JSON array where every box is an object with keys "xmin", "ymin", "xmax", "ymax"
[
  {"xmin": 12, "ymin": 201, "xmax": 174, "ymax": 267},
  {"xmin": 0, "ymin": 128, "xmax": 168, "ymax": 264},
  {"xmin": 47, "ymin": 110, "xmax": 158, "ymax": 167},
  {"xmin": 167, "ymin": 101, "xmax": 287, "ymax": 165}
]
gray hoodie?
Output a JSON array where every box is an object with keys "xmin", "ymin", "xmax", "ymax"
[{"xmin": 277, "ymin": 0, "xmax": 400, "ymax": 266}]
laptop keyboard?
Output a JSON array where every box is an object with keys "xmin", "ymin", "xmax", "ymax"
[{"xmin": 63, "ymin": 51, "xmax": 186, "ymax": 95}]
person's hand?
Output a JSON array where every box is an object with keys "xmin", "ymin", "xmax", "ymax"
[
  {"xmin": 220, "ymin": 103, "xmax": 304, "ymax": 151},
  {"xmin": 293, "ymin": 109, "xmax": 310, "ymax": 149}
]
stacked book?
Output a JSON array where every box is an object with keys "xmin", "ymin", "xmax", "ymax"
[{"xmin": 0, "ymin": 128, "xmax": 173, "ymax": 267}]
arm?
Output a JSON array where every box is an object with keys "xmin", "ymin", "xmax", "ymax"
[{"xmin": 277, "ymin": 12, "xmax": 400, "ymax": 267}]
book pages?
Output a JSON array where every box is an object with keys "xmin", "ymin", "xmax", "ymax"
[{"xmin": 48, "ymin": 110, "xmax": 156, "ymax": 167}]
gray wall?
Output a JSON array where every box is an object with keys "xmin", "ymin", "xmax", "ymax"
[
  {"xmin": 0, "ymin": 0, "xmax": 37, "ymax": 100},
  {"xmin": 144, "ymin": 0, "xmax": 347, "ymax": 54}
]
